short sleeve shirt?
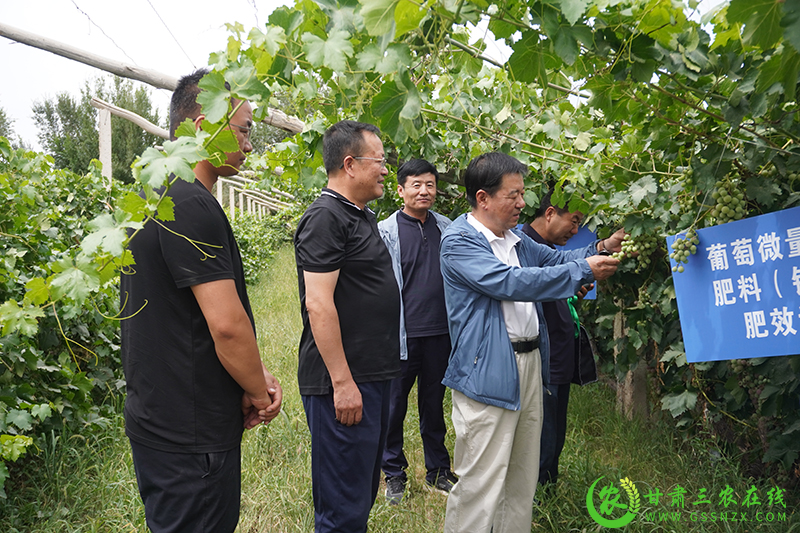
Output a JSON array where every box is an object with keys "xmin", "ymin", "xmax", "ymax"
[
  {"xmin": 294, "ymin": 189, "xmax": 401, "ymax": 395},
  {"xmin": 121, "ymin": 178, "xmax": 252, "ymax": 453}
]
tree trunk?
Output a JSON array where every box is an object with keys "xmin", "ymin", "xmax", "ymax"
[{"xmin": 614, "ymin": 310, "xmax": 649, "ymax": 420}]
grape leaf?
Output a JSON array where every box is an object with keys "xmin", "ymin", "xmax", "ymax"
[
  {"xmin": 0, "ymin": 300, "xmax": 45, "ymax": 337},
  {"xmin": 395, "ymin": 0, "xmax": 425, "ymax": 38},
  {"xmin": 728, "ymin": 0, "xmax": 783, "ymax": 49},
  {"xmin": 360, "ymin": 0, "xmax": 398, "ymax": 36},
  {"xmin": 5, "ymin": 410, "xmax": 32, "ymax": 431},
  {"xmin": 302, "ymin": 30, "xmax": 355, "ymax": 72},
  {"xmin": 80, "ymin": 213, "xmax": 128, "ymax": 257},
  {"xmin": 136, "ymin": 136, "xmax": 207, "ymax": 188},
  {"xmin": 558, "ymin": 0, "xmax": 590, "ymax": 26},
  {"xmin": 248, "ymin": 25, "xmax": 286, "ymax": 57},
  {"xmin": 661, "ymin": 390, "xmax": 697, "ymax": 418},
  {"xmin": 23, "ymin": 278, "xmax": 50, "ymax": 306},
  {"xmin": 630, "ymin": 176, "xmax": 658, "ymax": 207},
  {"xmin": 49, "ymin": 255, "xmax": 101, "ymax": 304},
  {"xmin": 197, "ymin": 71, "xmax": 232, "ymax": 124}
]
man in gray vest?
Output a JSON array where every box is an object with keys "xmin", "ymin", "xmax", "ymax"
[{"xmin": 378, "ymin": 159, "xmax": 457, "ymax": 504}]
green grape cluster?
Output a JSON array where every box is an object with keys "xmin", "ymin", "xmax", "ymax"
[
  {"xmin": 730, "ymin": 359, "xmax": 769, "ymax": 404},
  {"xmin": 710, "ymin": 177, "xmax": 745, "ymax": 224},
  {"xmin": 677, "ymin": 192, "xmax": 696, "ymax": 213},
  {"xmin": 729, "ymin": 359, "xmax": 748, "ymax": 374},
  {"xmin": 636, "ymin": 286, "xmax": 652, "ymax": 308},
  {"xmin": 670, "ymin": 229, "xmax": 699, "ymax": 273},
  {"xmin": 612, "ymin": 233, "xmax": 659, "ymax": 273}
]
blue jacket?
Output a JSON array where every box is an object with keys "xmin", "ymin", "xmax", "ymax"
[
  {"xmin": 440, "ymin": 214, "xmax": 597, "ymax": 410},
  {"xmin": 378, "ymin": 210, "xmax": 452, "ymax": 360}
]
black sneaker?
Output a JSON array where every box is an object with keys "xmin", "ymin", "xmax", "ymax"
[
  {"xmin": 385, "ymin": 476, "xmax": 406, "ymax": 505},
  {"xmin": 426, "ymin": 470, "xmax": 458, "ymax": 494}
]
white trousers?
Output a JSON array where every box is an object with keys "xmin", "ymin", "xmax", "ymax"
[{"xmin": 444, "ymin": 349, "xmax": 543, "ymax": 533}]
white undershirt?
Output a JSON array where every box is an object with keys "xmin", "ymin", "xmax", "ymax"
[{"xmin": 466, "ymin": 214, "xmax": 539, "ymax": 340}]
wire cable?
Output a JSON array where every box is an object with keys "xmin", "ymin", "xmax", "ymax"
[
  {"xmin": 70, "ymin": 0, "xmax": 139, "ymax": 65},
  {"xmin": 249, "ymin": 0, "xmax": 260, "ymax": 27},
  {"xmin": 145, "ymin": 0, "xmax": 196, "ymax": 69}
]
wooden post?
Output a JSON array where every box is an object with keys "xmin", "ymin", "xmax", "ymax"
[
  {"xmin": 98, "ymin": 108, "xmax": 112, "ymax": 187},
  {"xmin": 229, "ymin": 184, "xmax": 236, "ymax": 221}
]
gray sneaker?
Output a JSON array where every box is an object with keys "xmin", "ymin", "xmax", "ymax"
[
  {"xmin": 426, "ymin": 470, "xmax": 458, "ymax": 494},
  {"xmin": 385, "ymin": 476, "xmax": 406, "ymax": 505}
]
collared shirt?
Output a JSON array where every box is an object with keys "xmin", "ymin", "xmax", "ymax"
[
  {"xmin": 396, "ymin": 210, "xmax": 449, "ymax": 337},
  {"xmin": 466, "ymin": 214, "xmax": 539, "ymax": 340}
]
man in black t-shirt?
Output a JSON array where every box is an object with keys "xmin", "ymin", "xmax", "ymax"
[
  {"xmin": 294, "ymin": 120, "xmax": 401, "ymax": 533},
  {"xmin": 121, "ymin": 69, "xmax": 282, "ymax": 533},
  {"xmin": 520, "ymin": 190, "xmax": 597, "ymax": 492}
]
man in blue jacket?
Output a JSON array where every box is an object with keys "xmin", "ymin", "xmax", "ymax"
[
  {"xmin": 440, "ymin": 152, "xmax": 624, "ymax": 533},
  {"xmin": 378, "ymin": 159, "xmax": 457, "ymax": 504}
]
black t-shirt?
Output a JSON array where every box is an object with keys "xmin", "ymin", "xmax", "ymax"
[
  {"xmin": 521, "ymin": 223, "xmax": 576, "ymax": 384},
  {"xmin": 397, "ymin": 210, "xmax": 449, "ymax": 337},
  {"xmin": 294, "ymin": 189, "xmax": 401, "ymax": 395},
  {"xmin": 120, "ymin": 178, "xmax": 252, "ymax": 453}
]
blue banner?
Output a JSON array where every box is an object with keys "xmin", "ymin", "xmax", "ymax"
[{"xmin": 667, "ymin": 206, "xmax": 800, "ymax": 363}]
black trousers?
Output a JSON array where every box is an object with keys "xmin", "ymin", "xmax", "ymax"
[
  {"xmin": 539, "ymin": 382, "xmax": 571, "ymax": 486},
  {"xmin": 129, "ymin": 439, "xmax": 241, "ymax": 533},
  {"xmin": 382, "ymin": 333, "xmax": 452, "ymax": 483},
  {"xmin": 303, "ymin": 380, "xmax": 392, "ymax": 533}
]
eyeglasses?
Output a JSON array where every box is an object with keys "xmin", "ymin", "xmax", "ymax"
[
  {"xmin": 339, "ymin": 155, "xmax": 388, "ymax": 169},
  {"xmin": 353, "ymin": 156, "xmax": 387, "ymax": 168},
  {"xmin": 230, "ymin": 122, "xmax": 252, "ymax": 140}
]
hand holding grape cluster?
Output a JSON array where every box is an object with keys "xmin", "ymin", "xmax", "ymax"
[{"xmin": 611, "ymin": 233, "xmax": 659, "ymax": 273}]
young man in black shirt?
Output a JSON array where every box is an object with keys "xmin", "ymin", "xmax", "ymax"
[{"xmin": 121, "ymin": 69, "xmax": 282, "ymax": 533}]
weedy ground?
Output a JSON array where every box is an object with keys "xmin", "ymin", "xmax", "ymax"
[{"xmin": 1, "ymin": 246, "xmax": 796, "ymax": 532}]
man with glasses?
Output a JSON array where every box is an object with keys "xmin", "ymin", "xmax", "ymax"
[
  {"xmin": 520, "ymin": 190, "xmax": 598, "ymax": 494},
  {"xmin": 294, "ymin": 120, "xmax": 401, "ymax": 532},
  {"xmin": 122, "ymin": 69, "xmax": 282, "ymax": 532},
  {"xmin": 439, "ymin": 153, "xmax": 624, "ymax": 533}
]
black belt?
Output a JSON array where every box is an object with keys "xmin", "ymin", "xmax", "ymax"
[{"xmin": 511, "ymin": 337, "xmax": 539, "ymax": 353}]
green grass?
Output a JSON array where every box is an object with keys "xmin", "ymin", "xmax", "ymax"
[{"xmin": 1, "ymin": 245, "xmax": 797, "ymax": 531}]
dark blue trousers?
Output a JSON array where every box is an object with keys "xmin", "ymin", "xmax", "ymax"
[
  {"xmin": 382, "ymin": 334, "xmax": 451, "ymax": 484},
  {"xmin": 129, "ymin": 440, "xmax": 241, "ymax": 533},
  {"xmin": 303, "ymin": 380, "xmax": 392, "ymax": 533},
  {"xmin": 539, "ymin": 382, "xmax": 571, "ymax": 486}
]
